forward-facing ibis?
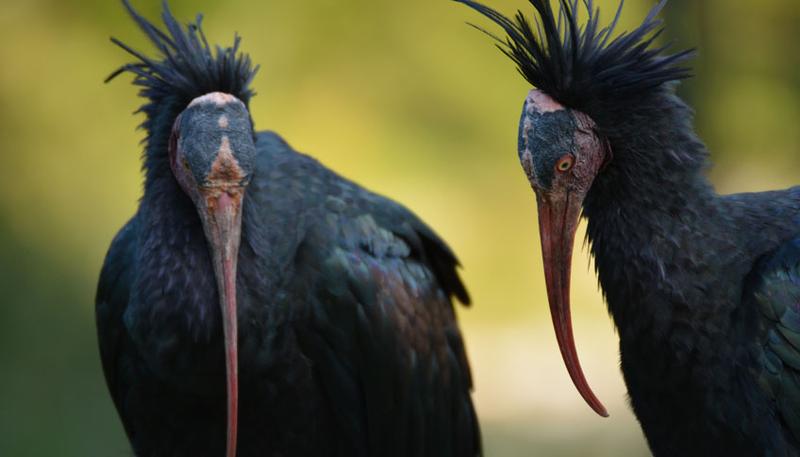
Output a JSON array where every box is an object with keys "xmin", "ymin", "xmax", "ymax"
[
  {"xmin": 457, "ymin": 0, "xmax": 800, "ymax": 455},
  {"xmin": 96, "ymin": 2, "xmax": 480, "ymax": 456}
]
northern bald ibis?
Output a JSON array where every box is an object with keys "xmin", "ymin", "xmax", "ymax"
[
  {"xmin": 96, "ymin": 2, "xmax": 480, "ymax": 456},
  {"xmin": 457, "ymin": 0, "xmax": 800, "ymax": 455}
]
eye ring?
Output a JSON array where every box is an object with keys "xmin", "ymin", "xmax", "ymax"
[{"xmin": 555, "ymin": 155, "xmax": 574, "ymax": 173}]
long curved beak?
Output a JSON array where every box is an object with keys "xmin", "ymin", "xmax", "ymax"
[
  {"xmin": 536, "ymin": 192, "xmax": 608, "ymax": 417},
  {"xmin": 198, "ymin": 186, "xmax": 244, "ymax": 457}
]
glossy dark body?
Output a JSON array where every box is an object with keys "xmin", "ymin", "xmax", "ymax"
[
  {"xmin": 96, "ymin": 132, "xmax": 479, "ymax": 457},
  {"xmin": 578, "ymin": 89, "xmax": 800, "ymax": 456}
]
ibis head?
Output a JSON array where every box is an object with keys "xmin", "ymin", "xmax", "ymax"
[
  {"xmin": 518, "ymin": 89, "xmax": 610, "ymax": 417},
  {"xmin": 168, "ymin": 91, "xmax": 255, "ymax": 457}
]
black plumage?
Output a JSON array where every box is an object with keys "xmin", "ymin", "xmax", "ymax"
[
  {"xmin": 96, "ymin": 2, "xmax": 480, "ymax": 456},
  {"xmin": 457, "ymin": 0, "xmax": 800, "ymax": 455},
  {"xmin": 459, "ymin": 0, "xmax": 693, "ymax": 114},
  {"xmin": 106, "ymin": 0, "xmax": 258, "ymax": 179}
]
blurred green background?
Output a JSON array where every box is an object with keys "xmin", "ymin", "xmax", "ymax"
[{"xmin": 0, "ymin": 0, "xmax": 797, "ymax": 455}]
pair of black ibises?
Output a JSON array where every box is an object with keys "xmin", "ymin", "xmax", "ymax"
[{"xmin": 96, "ymin": 0, "xmax": 800, "ymax": 456}]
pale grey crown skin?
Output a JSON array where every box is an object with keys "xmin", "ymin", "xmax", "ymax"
[{"xmin": 176, "ymin": 98, "xmax": 256, "ymax": 188}]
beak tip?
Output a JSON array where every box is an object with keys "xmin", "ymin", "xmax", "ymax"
[{"xmin": 581, "ymin": 387, "xmax": 608, "ymax": 417}]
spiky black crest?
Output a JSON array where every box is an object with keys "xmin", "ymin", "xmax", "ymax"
[
  {"xmin": 456, "ymin": 0, "xmax": 694, "ymax": 111},
  {"xmin": 108, "ymin": 0, "xmax": 258, "ymax": 149}
]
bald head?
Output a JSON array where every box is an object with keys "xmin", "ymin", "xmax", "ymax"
[
  {"xmin": 526, "ymin": 90, "xmax": 565, "ymax": 114},
  {"xmin": 188, "ymin": 91, "xmax": 244, "ymax": 108}
]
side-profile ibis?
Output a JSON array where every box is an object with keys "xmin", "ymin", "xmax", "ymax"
[
  {"xmin": 96, "ymin": 2, "xmax": 480, "ymax": 456},
  {"xmin": 457, "ymin": 0, "xmax": 800, "ymax": 455}
]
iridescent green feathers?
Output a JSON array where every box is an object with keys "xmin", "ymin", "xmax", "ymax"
[{"xmin": 751, "ymin": 237, "xmax": 800, "ymax": 443}]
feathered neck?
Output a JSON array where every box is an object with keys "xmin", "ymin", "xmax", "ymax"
[
  {"xmin": 584, "ymin": 86, "xmax": 712, "ymax": 215},
  {"xmin": 582, "ymin": 87, "xmax": 718, "ymax": 338}
]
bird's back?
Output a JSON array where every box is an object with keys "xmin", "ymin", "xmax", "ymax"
[
  {"xmin": 245, "ymin": 130, "xmax": 480, "ymax": 456},
  {"xmin": 253, "ymin": 131, "xmax": 479, "ymax": 456}
]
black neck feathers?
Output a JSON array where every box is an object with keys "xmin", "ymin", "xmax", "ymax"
[
  {"xmin": 585, "ymin": 86, "xmax": 711, "ymax": 214},
  {"xmin": 455, "ymin": 0, "xmax": 694, "ymax": 119}
]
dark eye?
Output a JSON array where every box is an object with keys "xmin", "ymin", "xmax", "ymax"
[
  {"xmin": 182, "ymin": 156, "xmax": 190, "ymax": 170},
  {"xmin": 556, "ymin": 155, "xmax": 574, "ymax": 172}
]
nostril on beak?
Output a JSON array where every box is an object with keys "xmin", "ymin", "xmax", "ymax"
[{"xmin": 207, "ymin": 137, "xmax": 246, "ymax": 186}]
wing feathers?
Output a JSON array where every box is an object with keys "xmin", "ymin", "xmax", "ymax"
[
  {"xmin": 752, "ymin": 236, "xmax": 800, "ymax": 442},
  {"xmin": 294, "ymin": 211, "xmax": 479, "ymax": 456}
]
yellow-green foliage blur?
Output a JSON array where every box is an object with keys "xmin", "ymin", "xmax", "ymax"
[{"xmin": 0, "ymin": 0, "xmax": 797, "ymax": 455}]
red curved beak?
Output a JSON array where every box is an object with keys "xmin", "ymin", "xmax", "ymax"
[
  {"xmin": 198, "ymin": 187, "xmax": 244, "ymax": 457},
  {"xmin": 536, "ymin": 192, "xmax": 608, "ymax": 417}
]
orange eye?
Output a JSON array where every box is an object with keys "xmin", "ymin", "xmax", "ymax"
[{"xmin": 556, "ymin": 155, "xmax": 574, "ymax": 172}]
